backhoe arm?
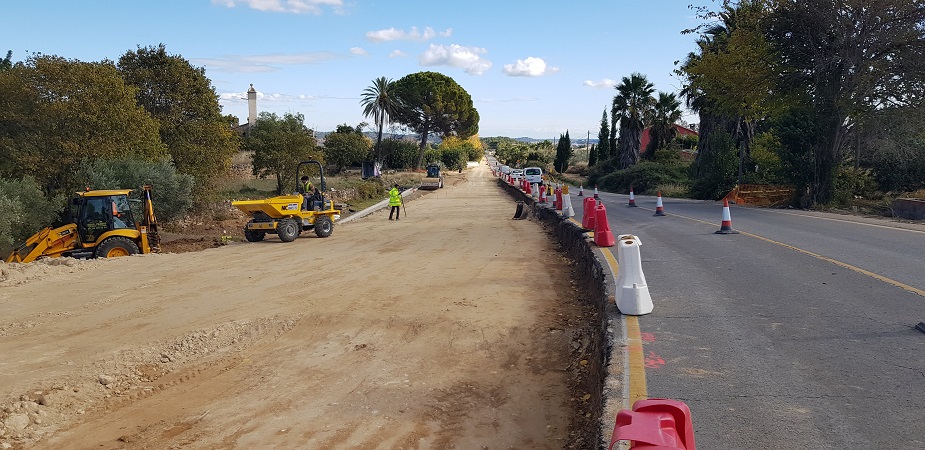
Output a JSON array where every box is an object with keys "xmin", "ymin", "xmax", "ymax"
[{"xmin": 6, "ymin": 225, "xmax": 79, "ymax": 263}]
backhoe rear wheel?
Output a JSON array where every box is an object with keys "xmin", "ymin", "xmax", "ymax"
[
  {"xmin": 244, "ymin": 228, "xmax": 265, "ymax": 242},
  {"xmin": 314, "ymin": 215, "xmax": 334, "ymax": 238},
  {"xmin": 95, "ymin": 236, "xmax": 140, "ymax": 258},
  {"xmin": 277, "ymin": 218, "xmax": 299, "ymax": 242}
]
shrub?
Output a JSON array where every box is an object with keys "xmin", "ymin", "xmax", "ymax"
[
  {"xmin": 689, "ymin": 132, "xmax": 738, "ymax": 200},
  {"xmin": 423, "ymin": 148, "xmax": 442, "ymax": 166},
  {"xmin": 0, "ymin": 177, "xmax": 67, "ymax": 255},
  {"xmin": 440, "ymin": 148, "xmax": 466, "ymax": 171},
  {"xmin": 75, "ymin": 157, "xmax": 195, "ymax": 222},
  {"xmin": 598, "ymin": 161, "xmax": 689, "ymax": 195},
  {"xmin": 382, "ymin": 139, "xmax": 419, "ymax": 170},
  {"xmin": 831, "ymin": 165, "xmax": 879, "ymax": 207}
]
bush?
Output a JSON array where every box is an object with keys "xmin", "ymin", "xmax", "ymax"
[
  {"xmin": 597, "ymin": 161, "xmax": 689, "ymax": 195},
  {"xmin": 689, "ymin": 132, "xmax": 738, "ymax": 200},
  {"xmin": 0, "ymin": 177, "xmax": 67, "ymax": 256},
  {"xmin": 423, "ymin": 148, "xmax": 442, "ymax": 166},
  {"xmin": 75, "ymin": 157, "xmax": 195, "ymax": 222},
  {"xmin": 382, "ymin": 139, "xmax": 419, "ymax": 170},
  {"xmin": 440, "ymin": 148, "xmax": 466, "ymax": 171},
  {"xmin": 831, "ymin": 165, "xmax": 879, "ymax": 207}
]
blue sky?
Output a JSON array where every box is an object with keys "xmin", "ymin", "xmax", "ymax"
[{"xmin": 4, "ymin": 0, "xmax": 707, "ymax": 139}]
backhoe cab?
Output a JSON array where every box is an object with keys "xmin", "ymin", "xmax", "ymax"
[
  {"xmin": 6, "ymin": 186, "xmax": 161, "ymax": 263},
  {"xmin": 231, "ymin": 160, "xmax": 341, "ymax": 243}
]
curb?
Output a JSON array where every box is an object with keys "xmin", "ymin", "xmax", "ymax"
[{"xmin": 337, "ymin": 188, "xmax": 417, "ymax": 225}]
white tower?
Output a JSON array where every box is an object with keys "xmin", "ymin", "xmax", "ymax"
[{"xmin": 247, "ymin": 84, "xmax": 257, "ymax": 126}]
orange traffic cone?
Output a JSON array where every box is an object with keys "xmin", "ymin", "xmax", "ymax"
[
  {"xmin": 593, "ymin": 185, "xmax": 599, "ymax": 199},
  {"xmin": 654, "ymin": 192, "xmax": 666, "ymax": 216},
  {"xmin": 628, "ymin": 186, "xmax": 637, "ymax": 207},
  {"xmin": 578, "ymin": 184, "xmax": 584, "ymax": 196},
  {"xmin": 715, "ymin": 199, "xmax": 739, "ymax": 234}
]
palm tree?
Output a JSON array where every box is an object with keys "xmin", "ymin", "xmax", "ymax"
[
  {"xmin": 612, "ymin": 73, "xmax": 655, "ymax": 169},
  {"xmin": 646, "ymin": 92, "xmax": 684, "ymax": 157},
  {"xmin": 360, "ymin": 77, "xmax": 399, "ymax": 172}
]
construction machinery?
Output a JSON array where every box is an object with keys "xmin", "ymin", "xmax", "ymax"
[
  {"xmin": 6, "ymin": 186, "xmax": 161, "ymax": 263},
  {"xmin": 420, "ymin": 163, "xmax": 445, "ymax": 190},
  {"xmin": 232, "ymin": 160, "xmax": 341, "ymax": 242}
]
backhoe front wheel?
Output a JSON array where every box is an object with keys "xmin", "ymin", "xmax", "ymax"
[
  {"xmin": 314, "ymin": 215, "xmax": 334, "ymax": 238},
  {"xmin": 95, "ymin": 236, "xmax": 140, "ymax": 258},
  {"xmin": 277, "ymin": 218, "xmax": 299, "ymax": 242}
]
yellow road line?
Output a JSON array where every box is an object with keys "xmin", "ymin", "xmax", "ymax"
[
  {"xmin": 571, "ymin": 213, "xmax": 648, "ymax": 406},
  {"xmin": 624, "ymin": 316, "xmax": 648, "ymax": 404},
  {"xmin": 663, "ymin": 211, "xmax": 925, "ymax": 299}
]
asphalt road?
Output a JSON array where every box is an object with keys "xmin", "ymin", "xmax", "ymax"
[{"xmin": 571, "ymin": 189, "xmax": 925, "ymax": 449}]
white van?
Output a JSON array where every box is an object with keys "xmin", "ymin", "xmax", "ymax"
[
  {"xmin": 523, "ymin": 167, "xmax": 543, "ymax": 184},
  {"xmin": 500, "ymin": 165, "xmax": 511, "ymax": 175}
]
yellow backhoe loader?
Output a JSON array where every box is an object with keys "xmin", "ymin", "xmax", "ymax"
[{"xmin": 6, "ymin": 185, "xmax": 161, "ymax": 263}]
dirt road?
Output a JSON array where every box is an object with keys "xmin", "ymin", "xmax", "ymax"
[{"xmin": 0, "ymin": 162, "xmax": 597, "ymax": 449}]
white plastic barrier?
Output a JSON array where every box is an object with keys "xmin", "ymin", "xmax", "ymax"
[
  {"xmin": 614, "ymin": 234, "xmax": 653, "ymax": 315},
  {"xmin": 532, "ymin": 183, "xmax": 540, "ymax": 199},
  {"xmin": 561, "ymin": 191, "xmax": 575, "ymax": 217}
]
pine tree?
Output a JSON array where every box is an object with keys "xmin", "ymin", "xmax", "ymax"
[
  {"xmin": 554, "ymin": 131, "xmax": 572, "ymax": 173},
  {"xmin": 597, "ymin": 109, "xmax": 610, "ymax": 164}
]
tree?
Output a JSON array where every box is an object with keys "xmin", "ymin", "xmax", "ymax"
[
  {"xmin": 0, "ymin": 50, "xmax": 12, "ymax": 71},
  {"xmin": 391, "ymin": 71, "xmax": 480, "ymax": 168},
  {"xmin": 683, "ymin": 1, "xmax": 785, "ymax": 185},
  {"xmin": 323, "ymin": 123, "xmax": 372, "ymax": 173},
  {"xmin": 554, "ymin": 131, "xmax": 572, "ymax": 174},
  {"xmin": 118, "ymin": 44, "xmax": 239, "ymax": 185},
  {"xmin": 612, "ymin": 73, "xmax": 655, "ymax": 169},
  {"xmin": 588, "ymin": 144, "xmax": 598, "ymax": 167},
  {"xmin": 360, "ymin": 76, "xmax": 399, "ymax": 173},
  {"xmin": 596, "ymin": 109, "xmax": 610, "ymax": 165},
  {"xmin": 765, "ymin": 0, "xmax": 925, "ymax": 204},
  {"xmin": 0, "ymin": 55, "xmax": 166, "ymax": 192},
  {"xmin": 247, "ymin": 112, "xmax": 321, "ymax": 194},
  {"xmin": 646, "ymin": 92, "xmax": 683, "ymax": 157}
]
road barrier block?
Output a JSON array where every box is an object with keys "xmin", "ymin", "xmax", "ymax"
[
  {"xmin": 614, "ymin": 234, "xmax": 653, "ymax": 315},
  {"xmin": 582, "ymin": 197, "xmax": 597, "ymax": 230},
  {"xmin": 608, "ymin": 398, "xmax": 696, "ymax": 450},
  {"xmin": 593, "ymin": 202, "xmax": 615, "ymax": 247}
]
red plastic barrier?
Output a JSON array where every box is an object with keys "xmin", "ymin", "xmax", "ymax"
[
  {"xmin": 608, "ymin": 399, "xmax": 696, "ymax": 450},
  {"xmin": 581, "ymin": 197, "xmax": 597, "ymax": 229},
  {"xmin": 555, "ymin": 187, "xmax": 563, "ymax": 210},
  {"xmin": 593, "ymin": 202, "xmax": 615, "ymax": 247}
]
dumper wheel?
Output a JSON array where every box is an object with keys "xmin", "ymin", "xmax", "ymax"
[
  {"xmin": 244, "ymin": 228, "xmax": 265, "ymax": 242},
  {"xmin": 277, "ymin": 218, "xmax": 299, "ymax": 242},
  {"xmin": 95, "ymin": 236, "xmax": 140, "ymax": 258},
  {"xmin": 314, "ymin": 215, "xmax": 334, "ymax": 238}
]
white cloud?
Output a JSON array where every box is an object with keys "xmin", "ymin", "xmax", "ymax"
[
  {"xmin": 212, "ymin": 0, "xmax": 344, "ymax": 14},
  {"xmin": 502, "ymin": 57, "xmax": 558, "ymax": 77},
  {"xmin": 583, "ymin": 78, "xmax": 618, "ymax": 89},
  {"xmin": 192, "ymin": 51, "xmax": 343, "ymax": 73},
  {"xmin": 365, "ymin": 26, "xmax": 452, "ymax": 43},
  {"xmin": 389, "ymin": 50, "xmax": 407, "ymax": 58},
  {"xmin": 418, "ymin": 44, "xmax": 491, "ymax": 75},
  {"xmin": 349, "ymin": 47, "xmax": 368, "ymax": 56}
]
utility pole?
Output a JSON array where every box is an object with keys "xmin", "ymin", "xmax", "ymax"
[{"xmin": 587, "ymin": 130, "xmax": 590, "ymax": 161}]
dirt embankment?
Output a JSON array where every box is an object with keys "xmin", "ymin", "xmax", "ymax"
[{"xmin": 0, "ymin": 163, "xmax": 600, "ymax": 449}]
